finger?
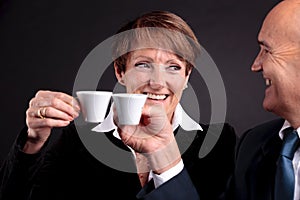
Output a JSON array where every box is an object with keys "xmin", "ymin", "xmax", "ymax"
[
  {"xmin": 118, "ymin": 124, "xmax": 138, "ymax": 134},
  {"xmin": 140, "ymin": 104, "xmax": 166, "ymax": 123},
  {"xmin": 34, "ymin": 90, "xmax": 80, "ymax": 110},
  {"xmin": 53, "ymin": 91, "xmax": 80, "ymax": 110},
  {"xmin": 141, "ymin": 104, "xmax": 164, "ymax": 116},
  {"xmin": 117, "ymin": 126, "xmax": 139, "ymax": 147},
  {"xmin": 72, "ymin": 97, "xmax": 81, "ymax": 111},
  {"xmin": 26, "ymin": 107, "xmax": 70, "ymax": 134},
  {"xmin": 26, "ymin": 107, "xmax": 38, "ymax": 118},
  {"xmin": 27, "ymin": 116, "xmax": 70, "ymax": 129},
  {"xmin": 47, "ymin": 92, "xmax": 80, "ymax": 116},
  {"xmin": 41, "ymin": 106, "xmax": 76, "ymax": 121},
  {"xmin": 29, "ymin": 96, "xmax": 49, "ymax": 108},
  {"xmin": 27, "ymin": 104, "xmax": 77, "ymax": 123},
  {"xmin": 32, "ymin": 97, "xmax": 79, "ymax": 118}
]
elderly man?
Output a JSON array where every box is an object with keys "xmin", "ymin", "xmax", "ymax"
[{"xmin": 229, "ymin": 0, "xmax": 300, "ymax": 199}]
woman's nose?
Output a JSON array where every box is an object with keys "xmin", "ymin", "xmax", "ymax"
[{"xmin": 149, "ymin": 67, "xmax": 165, "ymax": 89}]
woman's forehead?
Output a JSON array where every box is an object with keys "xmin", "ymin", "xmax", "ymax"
[{"xmin": 128, "ymin": 48, "xmax": 185, "ymax": 62}]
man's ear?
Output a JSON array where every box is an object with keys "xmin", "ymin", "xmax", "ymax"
[{"xmin": 114, "ymin": 63, "xmax": 125, "ymax": 85}]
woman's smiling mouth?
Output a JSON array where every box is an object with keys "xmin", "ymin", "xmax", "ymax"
[{"xmin": 145, "ymin": 93, "xmax": 168, "ymax": 100}]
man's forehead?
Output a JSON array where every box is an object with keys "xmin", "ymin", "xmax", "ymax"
[{"xmin": 258, "ymin": 1, "xmax": 300, "ymax": 43}]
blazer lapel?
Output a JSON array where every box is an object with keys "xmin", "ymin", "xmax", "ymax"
[{"xmin": 247, "ymin": 121, "xmax": 283, "ymax": 200}]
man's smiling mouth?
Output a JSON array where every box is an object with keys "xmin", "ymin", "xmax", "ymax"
[{"xmin": 265, "ymin": 78, "xmax": 272, "ymax": 87}]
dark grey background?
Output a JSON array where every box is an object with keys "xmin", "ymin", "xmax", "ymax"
[{"xmin": 0, "ymin": 0, "xmax": 280, "ymax": 165}]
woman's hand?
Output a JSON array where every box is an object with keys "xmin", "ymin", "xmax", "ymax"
[
  {"xmin": 114, "ymin": 104, "xmax": 181, "ymax": 174},
  {"xmin": 24, "ymin": 90, "xmax": 80, "ymax": 153},
  {"xmin": 115, "ymin": 104, "xmax": 172, "ymax": 152}
]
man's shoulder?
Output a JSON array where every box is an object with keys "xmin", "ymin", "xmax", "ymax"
[
  {"xmin": 236, "ymin": 118, "xmax": 284, "ymax": 157},
  {"xmin": 248, "ymin": 118, "xmax": 284, "ymax": 131},
  {"xmin": 241, "ymin": 118, "xmax": 284, "ymax": 141}
]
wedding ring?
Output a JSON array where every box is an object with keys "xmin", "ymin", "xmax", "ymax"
[
  {"xmin": 37, "ymin": 107, "xmax": 46, "ymax": 119},
  {"xmin": 41, "ymin": 107, "xmax": 47, "ymax": 118}
]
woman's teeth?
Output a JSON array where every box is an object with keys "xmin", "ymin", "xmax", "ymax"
[{"xmin": 147, "ymin": 93, "xmax": 167, "ymax": 100}]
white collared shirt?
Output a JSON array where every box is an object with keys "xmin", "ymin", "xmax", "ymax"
[
  {"xmin": 92, "ymin": 103, "xmax": 202, "ymax": 188},
  {"xmin": 279, "ymin": 120, "xmax": 300, "ymax": 200}
]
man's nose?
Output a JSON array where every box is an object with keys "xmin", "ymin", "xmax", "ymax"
[{"xmin": 251, "ymin": 51, "xmax": 263, "ymax": 72}]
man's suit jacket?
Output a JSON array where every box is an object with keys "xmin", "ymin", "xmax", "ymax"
[
  {"xmin": 0, "ymin": 121, "xmax": 236, "ymax": 200},
  {"xmin": 228, "ymin": 118, "xmax": 285, "ymax": 200}
]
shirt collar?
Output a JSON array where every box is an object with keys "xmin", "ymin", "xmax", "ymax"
[
  {"xmin": 91, "ymin": 103, "xmax": 203, "ymax": 137},
  {"xmin": 279, "ymin": 120, "xmax": 300, "ymax": 140}
]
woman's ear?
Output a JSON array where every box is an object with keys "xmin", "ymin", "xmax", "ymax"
[
  {"xmin": 184, "ymin": 69, "xmax": 192, "ymax": 89},
  {"xmin": 114, "ymin": 63, "xmax": 125, "ymax": 85}
]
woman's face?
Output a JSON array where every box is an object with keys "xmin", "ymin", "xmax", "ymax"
[{"xmin": 114, "ymin": 48, "xmax": 191, "ymax": 121}]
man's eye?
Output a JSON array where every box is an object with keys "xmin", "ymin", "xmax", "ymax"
[{"xmin": 262, "ymin": 47, "xmax": 272, "ymax": 55}]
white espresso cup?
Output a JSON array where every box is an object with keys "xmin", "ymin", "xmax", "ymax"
[
  {"xmin": 112, "ymin": 93, "xmax": 147, "ymax": 125},
  {"xmin": 76, "ymin": 91, "xmax": 112, "ymax": 123}
]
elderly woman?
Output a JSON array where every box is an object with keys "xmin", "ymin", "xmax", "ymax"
[{"xmin": 0, "ymin": 11, "xmax": 236, "ymax": 200}]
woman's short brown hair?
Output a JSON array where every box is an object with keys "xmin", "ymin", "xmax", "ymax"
[{"xmin": 111, "ymin": 11, "xmax": 201, "ymax": 75}]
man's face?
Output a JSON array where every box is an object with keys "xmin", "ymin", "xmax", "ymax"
[
  {"xmin": 251, "ymin": 2, "xmax": 300, "ymax": 120},
  {"xmin": 114, "ymin": 48, "xmax": 190, "ymax": 121}
]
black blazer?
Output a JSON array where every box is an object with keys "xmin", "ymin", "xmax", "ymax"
[
  {"xmin": 228, "ymin": 118, "xmax": 284, "ymax": 200},
  {"xmin": 0, "ymin": 121, "xmax": 236, "ymax": 200}
]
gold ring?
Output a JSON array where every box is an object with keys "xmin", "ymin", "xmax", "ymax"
[
  {"xmin": 41, "ymin": 107, "xmax": 47, "ymax": 118},
  {"xmin": 37, "ymin": 107, "xmax": 45, "ymax": 119}
]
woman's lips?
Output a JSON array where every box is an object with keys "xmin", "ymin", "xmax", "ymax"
[{"xmin": 144, "ymin": 92, "xmax": 168, "ymax": 100}]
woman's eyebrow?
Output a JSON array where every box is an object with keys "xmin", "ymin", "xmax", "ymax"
[{"xmin": 131, "ymin": 55, "xmax": 153, "ymax": 61}]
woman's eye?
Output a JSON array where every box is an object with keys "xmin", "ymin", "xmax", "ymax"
[
  {"xmin": 134, "ymin": 63, "xmax": 151, "ymax": 68},
  {"xmin": 167, "ymin": 65, "xmax": 181, "ymax": 71}
]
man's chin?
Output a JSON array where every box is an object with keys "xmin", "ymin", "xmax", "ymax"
[{"xmin": 263, "ymin": 99, "xmax": 277, "ymax": 114}]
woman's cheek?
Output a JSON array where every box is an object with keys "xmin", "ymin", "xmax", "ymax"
[
  {"xmin": 168, "ymin": 76, "xmax": 186, "ymax": 96},
  {"xmin": 124, "ymin": 73, "xmax": 150, "ymax": 92}
]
